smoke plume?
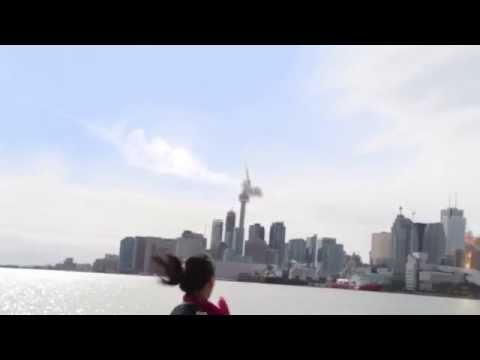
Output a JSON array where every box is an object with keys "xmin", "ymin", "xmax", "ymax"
[{"xmin": 240, "ymin": 176, "xmax": 262, "ymax": 199}]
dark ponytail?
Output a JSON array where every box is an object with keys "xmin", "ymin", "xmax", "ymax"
[
  {"xmin": 153, "ymin": 254, "xmax": 184, "ymax": 285},
  {"xmin": 153, "ymin": 254, "xmax": 215, "ymax": 295}
]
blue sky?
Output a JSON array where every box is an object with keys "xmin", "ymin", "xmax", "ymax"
[
  {"xmin": 1, "ymin": 45, "xmax": 478, "ymax": 265},
  {"xmin": 0, "ymin": 46, "xmax": 364, "ymax": 176}
]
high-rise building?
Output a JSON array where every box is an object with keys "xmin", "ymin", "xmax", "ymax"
[
  {"xmin": 410, "ymin": 223, "xmax": 446, "ymax": 265},
  {"xmin": 455, "ymin": 249, "xmax": 465, "ymax": 268},
  {"xmin": 370, "ymin": 232, "xmax": 393, "ymax": 267},
  {"xmin": 224, "ymin": 210, "xmax": 236, "ymax": 250},
  {"xmin": 305, "ymin": 235, "xmax": 319, "ymax": 268},
  {"xmin": 320, "ymin": 237, "xmax": 336, "ymax": 247},
  {"xmin": 176, "ymin": 230, "xmax": 207, "ymax": 260},
  {"xmin": 119, "ymin": 236, "xmax": 162, "ymax": 274},
  {"xmin": 425, "ymin": 223, "xmax": 447, "ymax": 265},
  {"xmin": 317, "ymin": 238, "xmax": 346, "ymax": 276},
  {"xmin": 284, "ymin": 242, "xmax": 290, "ymax": 267},
  {"xmin": 245, "ymin": 239, "xmax": 268, "ymax": 264},
  {"xmin": 441, "ymin": 207, "xmax": 466, "ymax": 256},
  {"xmin": 120, "ymin": 236, "xmax": 178, "ymax": 274},
  {"xmin": 216, "ymin": 242, "xmax": 228, "ymax": 262},
  {"xmin": 233, "ymin": 227, "xmax": 245, "ymax": 256},
  {"xmin": 210, "ymin": 219, "xmax": 224, "ymax": 259},
  {"xmin": 391, "ymin": 212, "xmax": 414, "ymax": 275},
  {"xmin": 269, "ymin": 222, "xmax": 286, "ymax": 266},
  {"xmin": 119, "ymin": 237, "xmax": 135, "ymax": 273},
  {"xmin": 410, "ymin": 223, "xmax": 427, "ymax": 254},
  {"xmin": 288, "ymin": 238, "xmax": 306, "ymax": 263},
  {"xmin": 132, "ymin": 237, "xmax": 149, "ymax": 274},
  {"xmin": 245, "ymin": 223, "xmax": 268, "ymax": 263},
  {"xmin": 248, "ymin": 223, "xmax": 265, "ymax": 242}
]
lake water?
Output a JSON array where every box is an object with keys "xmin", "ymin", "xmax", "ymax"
[{"xmin": 1, "ymin": 268, "xmax": 479, "ymax": 315}]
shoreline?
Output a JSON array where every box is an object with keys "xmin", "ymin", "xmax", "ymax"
[
  {"xmin": 2, "ymin": 267, "xmax": 479, "ymax": 302},
  {"xmin": 232, "ymin": 277, "xmax": 480, "ymax": 301}
]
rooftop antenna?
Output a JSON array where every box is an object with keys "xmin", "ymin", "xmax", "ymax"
[
  {"xmin": 455, "ymin": 192, "xmax": 458, "ymax": 208},
  {"xmin": 412, "ymin": 211, "xmax": 416, "ymax": 221},
  {"xmin": 448, "ymin": 194, "xmax": 451, "ymax": 208},
  {"xmin": 399, "ymin": 206, "xmax": 403, "ymax": 215}
]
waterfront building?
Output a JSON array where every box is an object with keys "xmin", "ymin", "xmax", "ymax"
[
  {"xmin": 441, "ymin": 207, "xmax": 466, "ymax": 256},
  {"xmin": 269, "ymin": 222, "xmax": 286, "ymax": 266},
  {"xmin": 371, "ymin": 232, "xmax": 393, "ymax": 267},
  {"xmin": 176, "ymin": 230, "xmax": 207, "ymax": 260}
]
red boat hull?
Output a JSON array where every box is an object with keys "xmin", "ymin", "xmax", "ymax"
[{"xmin": 358, "ymin": 283, "xmax": 382, "ymax": 291}]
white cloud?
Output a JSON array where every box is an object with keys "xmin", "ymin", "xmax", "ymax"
[
  {"xmin": 91, "ymin": 123, "xmax": 233, "ymax": 185},
  {"xmin": 317, "ymin": 46, "xmax": 480, "ymax": 153},
  {"xmin": 290, "ymin": 45, "xmax": 480, "ymax": 257},
  {"xmin": 0, "ymin": 164, "xmax": 232, "ymax": 266}
]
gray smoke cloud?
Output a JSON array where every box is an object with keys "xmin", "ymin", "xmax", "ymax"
[{"xmin": 240, "ymin": 171, "xmax": 263, "ymax": 199}]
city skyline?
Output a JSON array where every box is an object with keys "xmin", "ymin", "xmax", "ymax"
[
  {"xmin": 7, "ymin": 202, "xmax": 477, "ymax": 281},
  {"xmin": 1, "ymin": 45, "xmax": 480, "ymax": 266}
]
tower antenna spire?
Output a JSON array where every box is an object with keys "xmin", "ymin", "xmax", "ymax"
[{"xmin": 455, "ymin": 192, "xmax": 458, "ymax": 208}]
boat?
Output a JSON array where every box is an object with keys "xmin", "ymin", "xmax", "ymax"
[
  {"xmin": 264, "ymin": 277, "xmax": 308, "ymax": 286},
  {"xmin": 329, "ymin": 278, "xmax": 354, "ymax": 289},
  {"xmin": 357, "ymin": 283, "xmax": 383, "ymax": 291}
]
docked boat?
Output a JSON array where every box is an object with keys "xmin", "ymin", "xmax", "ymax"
[{"xmin": 357, "ymin": 283, "xmax": 383, "ymax": 291}]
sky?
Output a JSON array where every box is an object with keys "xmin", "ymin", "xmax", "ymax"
[{"xmin": 0, "ymin": 45, "xmax": 479, "ymax": 265}]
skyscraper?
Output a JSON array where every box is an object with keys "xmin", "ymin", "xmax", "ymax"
[
  {"xmin": 176, "ymin": 230, "xmax": 207, "ymax": 260},
  {"xmin": 422, "ymin": 223, "xmax": 447, "ymax": 265},
  {"xmin": 224, "ymin": 210, "xmax": 236, "ymax": 250},
  {"xmin": 217, "ymin": 242, "xmax": 228, "ymax": 262},
  {"xmin": 306, "ymin": 235, "xmax": 319, "ymax": 268},
  {"xmin": 132, "ymin": 237, "xmax": 148, "ymax": 274},
  {"xmin": 409, "ymin": 222, "xmax": 446, "ymax": 265},
  {"xmin": 120, "ymin": 236, "xmax": 176, "ymax": 274},
  {"xmin": 248, "ymin": 223, "xmax": 265, "ymax": 242},
  {"xmin": 245, "ymin": 223, "xmax": 268, "ymax": 263},
  {"xmin": 370, "ymin": 232, "xmax": 392, "ymax": 267},
  {"xmin": 288, "ymin": 238, "xmax": 306, "ymax": 263},
  {"xmin": 410, "ymin": 223, "xmax": 427, "ymax": 254},
  {"xmin": 233, "ymin": 227, "xmax": 244, "ymax": 256},
  {"xmin": 119, "ymin": 237, "xmax": 135, "ymax": 273},
  {"xmin": 210, "ymin": 219, "xmax": 224, "ymax": 259},
  {"xmin": 269, "ymin": 222, "xmax": 286, "ymax": 266},
  {"xmin": 317, "ymin": 238, "xmax": 346, "ymax": 276},
  {"xmin": 391, "ymin": 211, "xmax": 414, "ymax": 275},
  {"xmin": 441, "ymin": 207, "xmax": 466, "ymax": 256}
]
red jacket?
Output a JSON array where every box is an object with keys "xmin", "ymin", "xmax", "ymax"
[{"xmin": 182, "ymin": 294, "xmax": 231, "ymax": 315}]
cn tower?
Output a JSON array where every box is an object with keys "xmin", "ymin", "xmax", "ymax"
[{"xmin": 234, "ymin": 168, "xmax": 262, "ymax": 255}]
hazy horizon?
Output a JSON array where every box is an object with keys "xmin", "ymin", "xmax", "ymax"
[{"xmin": 0, "ymin": 45, "xmax": 478, "ymax": 265}]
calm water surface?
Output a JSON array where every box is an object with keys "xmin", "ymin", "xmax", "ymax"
[{"xmin": 1, "ymin": 268, "xmax": 479, "ymax": 315}]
